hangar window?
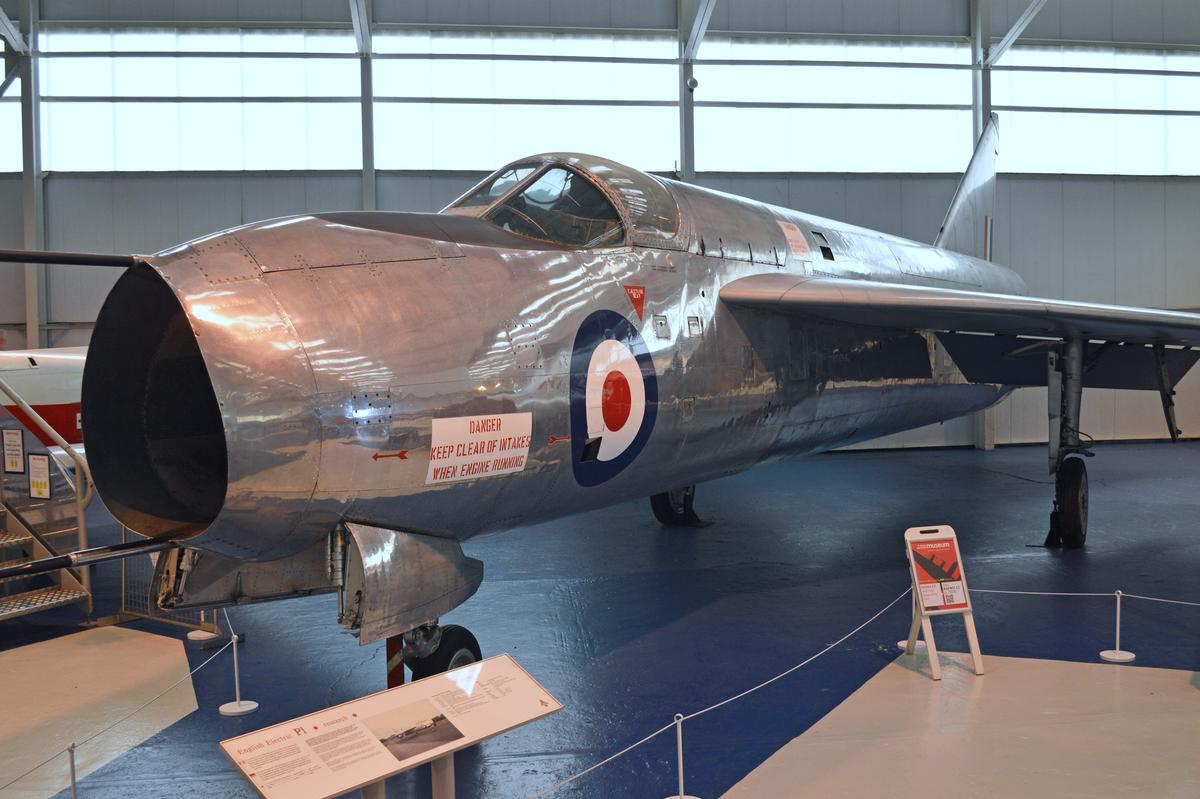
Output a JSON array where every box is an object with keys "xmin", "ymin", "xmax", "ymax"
[{"xmin": 486, "ymin": 167, "xmax": 624, "ymax": 248}]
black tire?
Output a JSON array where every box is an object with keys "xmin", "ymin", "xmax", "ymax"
[
  {"xmin": 408, "ymin": 625, "xmax": 481, "ymax": 680},
  {"xmin": 1057, "ymin": 456, "xmax": 1088, "ymax": 548},
  {"xmin": 650, "ymin": 486, "xmax": 695, "ymax": 526}
]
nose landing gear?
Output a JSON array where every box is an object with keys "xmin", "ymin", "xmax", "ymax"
[
  {"xmin": 392, "ymin": 622, "xmax": 483, "ymax": 686},
  {"xmin": 650, "ymin": 485, "xmax": 708, "ymax": 527}
]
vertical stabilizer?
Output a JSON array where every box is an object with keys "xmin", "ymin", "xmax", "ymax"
[{"xmin": 935, "ymin": 112, "xmax": 998, "ymax": 260}]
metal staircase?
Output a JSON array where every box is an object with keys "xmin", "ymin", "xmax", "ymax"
[{"xmin": 0, "ymin": 376, "xmax": 94, "ymax": 623}]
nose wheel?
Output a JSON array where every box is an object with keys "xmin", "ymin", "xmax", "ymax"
[
  {"xmin": 403, "ymin": 623, "xmax": 482, "ymax": 681},
  {"xmin": 650, "ymin": 485, "xmax": 708, "ymax": 527}
]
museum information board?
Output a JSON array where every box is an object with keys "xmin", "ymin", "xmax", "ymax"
[
  {"xmin": 902, "ymin": 525, "xmax": 984, "ymax": 680},
  {"xmin": 221, "ymin": 654, "xmax": 560, "ymax": 799}
]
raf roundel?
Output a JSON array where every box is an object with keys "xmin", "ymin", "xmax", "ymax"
[{"xmin": 570, "ymin": 310, "xmax": 658, "ymax": 486}]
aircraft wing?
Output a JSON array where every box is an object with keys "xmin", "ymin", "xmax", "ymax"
[{"xmin": 720, "ymin": 274, "xmax": 1200, "ymax": 390}]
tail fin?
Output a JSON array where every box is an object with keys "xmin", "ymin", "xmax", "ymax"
[{"xmin": 935, "ymin": 112, "xmax": 998, "ymax": 261}]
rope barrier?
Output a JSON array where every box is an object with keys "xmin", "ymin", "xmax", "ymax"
[
  {"xmin": 681, "ymin": 587, "xmax": 913, "ymax": 723},
  {"xmin": 971, "ymin": 588, "xmax": 1112, "ymax": 597},
  {"xmin": 529, "ymin": 586, "xmax": 913, "ymax": 798},
  {"xmin": 527, "ymin": 581, "xmax": 1199, "ymax": 798},
  {"xmin": 1121, "ymin": 592, "xmax": 1200, "ymax": 608},
  {"xmin": 0, "ymin": 636, "xmax": 234, "ymax": 793}
]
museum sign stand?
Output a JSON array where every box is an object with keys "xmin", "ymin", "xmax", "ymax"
[
  {"xmin": 220, "ymin": 654, "xmax": 560, "ymax": 799},
  {"xmin": 900, "ymin": 525, "xmax": 984, "ymax": 681}
]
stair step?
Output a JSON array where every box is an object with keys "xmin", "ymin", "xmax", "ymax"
[
  {"xmin": 0, "ymin": 558, "xmax": 33, "ymax": 585},
  {"xmin": 0, "ymin": 585, "xmax": 89, "ymax": 622},
  {"xmin": 0, "ymin": 527, "xmax": 79, "ymax": 548}
]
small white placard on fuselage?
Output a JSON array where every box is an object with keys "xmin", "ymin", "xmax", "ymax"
[
  {"xmin": 426, "ymin": 412, "xmax": 532, "ymax": 485},
  {"xmin": 220, "ymin": 654, "xmax": 560, "ymax": 799}
]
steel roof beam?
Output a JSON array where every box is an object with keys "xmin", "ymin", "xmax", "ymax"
[
  {"xmin": 680, "ymin": 0, "xmax": 717, "ymax": 61},
  {"xmin": 0, "ymin": 6, "xmax": 27, "ymax": 54},
  {"xmin": 0, "ymin": 61, "xmax": 16, "ymax": 97},
  {"xmin": 986, "ymin": 0, "xmax": 1049, "ymax": 67},
  {"xmin": 349, "ymin": 0, "xmax": 372, "ymax": 55}
]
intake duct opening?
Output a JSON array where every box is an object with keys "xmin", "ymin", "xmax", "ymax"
[{"xmin": 83, "ymin": 264, "xmax": 227, "ymax": 539}]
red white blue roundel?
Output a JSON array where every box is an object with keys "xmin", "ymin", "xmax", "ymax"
[{"xmin": 571, "ymin": 310, "xmax": 658, "ymax": 486}]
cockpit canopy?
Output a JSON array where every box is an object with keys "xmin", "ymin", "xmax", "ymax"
[{"xmin": 443, "ymin": 153, "xmax": 681, "ymax": 250}]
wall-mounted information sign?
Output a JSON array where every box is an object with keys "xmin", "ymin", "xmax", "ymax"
[
  {"xmin": 27, "ymin": 453, "xmax": 50, "ymax": 499},
  {"xmin": 3, "ymin": 429, "xmax": 23, "ymax": 473}
]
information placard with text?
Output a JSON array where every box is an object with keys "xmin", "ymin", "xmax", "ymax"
[
  {"xmin": 906, "ymin": 527, "xmax": 971, "ymax": 614},
  {"xmin": 221, "ymin": 654, "xmax": 560, "ymax": 799},
  {"xmin": 2, "ymin": 429, "xmax": 23, "ymax": 473},
  {"xmin": 27, "ymin": 453, "xmax": 50, "ymax": 499}
]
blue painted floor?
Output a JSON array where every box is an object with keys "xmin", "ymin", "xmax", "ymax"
[{"xmin": 4, "ymin": 441, "xmax": 1199, "ymax": 798}]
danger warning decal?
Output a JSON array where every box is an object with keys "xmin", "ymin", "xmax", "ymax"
[
  {"xmin": 570, "ymin": 310, "xmax": 658, "ymax": 486},
  {"xmin": 776, "ymin": 220, "xmax": 812, "ymax": 258},
  {"xmin": 426, "ymin": 412, "xmax": 532, "ymax": 485}
]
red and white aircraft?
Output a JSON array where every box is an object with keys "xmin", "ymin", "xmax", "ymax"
[{"xmin": 0, "ymin": 347, "xmax": 85, "ymax": 446}]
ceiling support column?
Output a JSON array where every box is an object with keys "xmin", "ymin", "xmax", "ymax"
[
  {"xmin": 350, "ymin": 0, "xmax": 375, "ymax": 210},
  {"xmin": 18, "ymin": 0, "xmax": 45, "ymax": 348},
  {"xmin": 677, "ymin": 0, "xmax": 715, "ymax": 182}
]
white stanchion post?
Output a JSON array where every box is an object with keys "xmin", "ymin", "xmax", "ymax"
[
  {"xmin": 219, "ymin": 610, "xmax": 260, "ymax": 716},
  {"xmin": 68, "ymin": 743, "xmax": 77, "ymax": 799},
  {"xmin": 188, "ymin": 610, "xmax": 220, "ymax": 642},
  {"xmin": 1100, "ymin": 590, "xmax": 1136, "ymax": 663},
  {"xmin": 664, "ymin": 713, "xmax": 701, "ymax": 799}
]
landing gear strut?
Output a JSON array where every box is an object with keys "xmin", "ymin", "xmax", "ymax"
[
  {"xmin": 650, "ymin": 485, "xmax": 707, "ymax": 527},
  {"xmin": 1045, "ymin": 337, "xmax": 1091, "ymax": 548}
]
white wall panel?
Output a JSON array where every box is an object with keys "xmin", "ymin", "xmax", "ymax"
[
  {"xmin": 1164, "ymin": 182, "xmax": 1200, "ymax": 309},
  {"xmin": 372, "ymin": 0, "xmax": 675, "ymax": 30},
  {"xmin": 40, "ymin": 1, "xmax": 351, "ymax": 23},
  {"xmin": 1114, "ymin": 180, "xmax": 1166, "ymax": 309},
  {"xmin": 41, "ymin": 171, "xmax": 361, "ymax": 324},
  {"xmin": 0, "ymin": 176, "xmax": 23, "ymax": 341},
  {"xmin": 707, "ymin": 0, "xmax": 967, "ymax": 37},
  {"xmin": 992, "ymin": 0, "xmax": 1200, "ymax": 47},
  {"xmin": 377, "ymin": 172, "xmax": 485, "ymax": 213},
  {"xmin": 1062, "ymin": 180, "xmax": 1115, "ymax": 304}
]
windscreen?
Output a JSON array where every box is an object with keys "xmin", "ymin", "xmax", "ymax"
[
  {"xmin": 455, "ymin": 163, "xmax": 538, "ymax": 208},
  {"xmin": 486, "ymin": 167, "xmax": 623, "ymax": 248}
]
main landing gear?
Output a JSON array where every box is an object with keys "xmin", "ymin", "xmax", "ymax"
[
  {"xmin": 391, "ymin": 622, "xmax": 482, "ymax": 686},
  {"xmin": 650, "ymin": 485, "xmax": 708, "ymax": 527},
  {"xmin": 1045, "ymin": 338, "xmax": 1091, "ymax": 548}
]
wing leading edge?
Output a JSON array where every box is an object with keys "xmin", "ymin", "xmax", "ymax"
[
  {"xmin": 720, "ymin": 274, "xmax": 1200, "ymax": 347},
  {"xmin": 720, "ymin": 274, "xmax": 1200, "ymax": 392}
]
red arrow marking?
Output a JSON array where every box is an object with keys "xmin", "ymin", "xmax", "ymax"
[
  {"xmin": 372, "ymin": 451, "xmax": 408, "ymax": 461},
  {"xmin": 548, "ymin": 435, "xmax": 571, "ymax": 445}
]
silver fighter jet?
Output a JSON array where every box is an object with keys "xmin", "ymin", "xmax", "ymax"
[{"xmin": 4, "ymin": 115, "xmax": 1199, "ymax": 675}]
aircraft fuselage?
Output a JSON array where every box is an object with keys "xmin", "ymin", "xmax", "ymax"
[{"xmin": 81, "ymin": 165, "xmax": 1026, "ymax": 562}]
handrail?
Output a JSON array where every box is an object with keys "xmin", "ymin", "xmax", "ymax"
[{"xmin": 0, "ymin": 373, "xmax": 94, "ymax": 507}]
